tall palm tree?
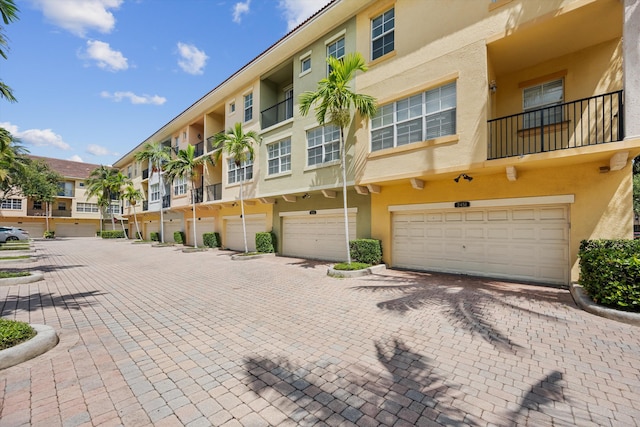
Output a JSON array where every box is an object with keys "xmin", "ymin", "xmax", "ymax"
[
  {"xmin": 134, "ymin": 142, "xmax": 170, "ymax": 243},
  {"xmin": 109, "ymin": 170, "xmax": 132, "ymax": 235},
  {"xmin": 123, "ymin": 184, "xmax": 144, "ymax": 240},
  {"xmin": 165, "ymin": 144, "xmax": 211, "ymax": 248},
  {"xmin": 299, "ymin": 52, "xmax": 377, "ymax": 264},
  {"xmin": 211, "ymin": 123, "xmax": 261, "ymax": 253},
  {"xmin": 86, "ymin": 165, "xmax": 120, "ymax": 232},
  {"xmin": 0, "ymin": 0, "xmax": 18, "ymax": 103}
]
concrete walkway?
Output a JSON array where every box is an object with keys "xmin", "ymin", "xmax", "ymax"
[{"xmin": 0, "ymin": 238, "xmax": 639, "ymax": 426}]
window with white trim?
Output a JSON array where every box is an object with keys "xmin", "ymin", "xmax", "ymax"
[
  {"xmin": 150, "ymin": 183, "xmax": 160, "ymax": 202},
  {"xmin": 523, "ymin": 79, "xmax": 564, "ymax": 128},
  {"xmin": 267, "ymin": 138, "xmax": 291, "ymax": 175},
  {"xmin": 326, "ymin": 37, "xmax": 345, "ymax": 74},
  {"xmin": 230, "ymin": 102, "xmax": 236, "ymax": 113},
  {"xmin": 371, "ymin": 8, "xmax": 394, "ymax": 60},
  {"xmin": 371, "ymin": 81, "xmax": 456, "ymax": 151},
  {"xmin": 301, "ymin": 56, "xmax": 311, "ymax": 73},
  {"xmin": 173, "ymin": 176, "xmax": 187, "ymax": 196},
  {"xmin": 106, "ymin": 203, "xmax": 120, "ymax": 214},
  {"xmin": 77, "ymin": 202, "xmax": 99, "ymax": 213},
  {"xmin": 307, "ymin": 125, "xmax": 340, "ymax": 166},
  {"xmin": 1, "ymin": 198, "xmax": 22, "ymax": 210},
  {"xmin": 228, "ymin": 158, "xmax": 253, "ymax": 184},
  {"xmin": 244, "ymin": 93, "xmax": 253, "ymax": 122}
]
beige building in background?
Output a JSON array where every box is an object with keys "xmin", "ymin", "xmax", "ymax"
[{"xmin": 114, "ymin": 0, "xmax": 640, "ymax": 286}]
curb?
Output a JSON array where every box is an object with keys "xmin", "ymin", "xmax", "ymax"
[
  {"xmin": 0, "ymin": 324, "xmax": 59, "ymax": 370},
  {"xmin": 569, "ymin": 283, "xmax": 640, "ymax": 327},
  {"xmin": 231, "ymin": 252, "xmax": 276, "ymax": 261},
  {"xmin": 0, "ymin": 271, "xmax": 44, "ymax": 286},
  {"xmin": 327, "ymin": 264, "xmax": 387, "ymax": 278}
]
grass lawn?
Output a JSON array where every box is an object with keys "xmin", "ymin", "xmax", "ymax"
[
  {"xmin": 0, "ymin": 271, "xmax": 30, "ymax": 278},
  {"xmin": 0, "ymin": 318, "xmax": 35, "ymax": 350}
]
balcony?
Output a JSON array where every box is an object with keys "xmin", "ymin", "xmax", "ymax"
[
  {"xmin": 142, "ymin": 168, "xmax": 149, "ymax": 180},
  {"xmin": 52, "ymin": 210, "xmax": 72, "ymax": 218},
  {"xmin": 488, "ymin": 91, "xmax": 624, "ymax": 160},
  {"xmin": 162, "ymin": 195, "xmax": 170, "ymax": 209},
  {"xmin": 206, "ymin": 184, "xmax": 222, "ymax": 201},
  {"xmin": 193, "ymin": 187, "xmax": 203, "ymax": 203},
  {"xmin": 261, "ymin": 97, "xmax": 293, "ymax": 129},
  {"xmin": 142, "ymin": 200, "xmax": 148, "ymax": 211},
  {"xmin": 56, "ymin": 189, "xmax": 74, "ymax": 197}
]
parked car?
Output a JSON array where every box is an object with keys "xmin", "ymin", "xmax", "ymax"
[{"xmin": 0, "ymin": 226, "xmax": 29, "ymax": 243}]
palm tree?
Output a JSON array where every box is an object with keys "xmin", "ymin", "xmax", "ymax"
[
  {"xmin": 123, "ymin": 184, "xmax": 144, "ymax": 240},
  {"xmin": 0, "ymin": 0, "xmax": 18, "ymax": 103},
  {"xmin": 299, "ymin": 52, "xmax": 377, "ymax": 264},
  {"xmin": 134, "ymin": 142, "xmax": 170, "ymax": 243},
  {"xmin": 165, "ymin": 144, "xmax": 211, "ymax": 248},
  {"xmin": 211, "ymin": 123, "xmax": 261, "ymax": 253},
  {"xmin": 86, "ymin": 165, "xmax": 120, "ymax": 232},
  {"xmin": 109, "ymin": 171, "xmax": 132, "ymax": 235}
]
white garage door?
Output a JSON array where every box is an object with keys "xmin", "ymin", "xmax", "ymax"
[
  {"xmin": 56, "ymin": 223, "xmax": 97, "ymax": 237},
  {"xmin": 163, "ymin": 221, "xmax": 184, "ymax": 243},
  {"xmin": 3, "ymin": 222, "xmax": 45, "ymax": 237},
  {"xmin": 392, "ymin": 205, "xmax": 569, "ymax": 285},
  {"xmin": 282, "ymin": 213, "xmax": 356, "ymax": 262},
  {"xmin": 225, "ymin": 215, "xmax": 266, "ymax": 252},
  {"xmin": 187, "ymin": 218, "xmax": 215, "ymax": 247}
]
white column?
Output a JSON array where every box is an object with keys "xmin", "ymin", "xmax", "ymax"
[{"xmin": 624, "ymin": 0, "xmax": 640, "ymax": 139}]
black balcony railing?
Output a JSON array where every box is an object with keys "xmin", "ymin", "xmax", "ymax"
[
  {"xmin": 206, "ymin": 184, "xmax": 222, "ymax": 201},
  {"xmin": 142, "ymin": 168, "xmax": 149, "ymax": 180},
  {"xmin": 194, "ymin": 141, "xmax": 204, "ymax": 157},
  {"xmin": 162, "ymin": 195, "xmax": 170, "ymax": 209},
  {"xmin": 261, "ymin": 97, "xmax": 294, "ymax": 129},
  {"xmin": 142, "ymin": 200, "xmax": 148, "ymax": 211},
  {"xmin": 193, "ymin": 187, "xmax": 203, "ymax": 203},
  {"xmin": 488, "ymin": 90, "xmax": 624, "ymax": 160}
]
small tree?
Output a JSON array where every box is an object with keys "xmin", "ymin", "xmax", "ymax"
[
  {"xmin": 134, "ymin": 142, "xmax": 170, "ymax": 243},
  {"xmin": 123, "ymin": 185, "xmax": 144, "ymax": 239},
  {"xmin": 19, "ymin": 159, "xmax": 62, "ymax": 231},
  {"xmin": 211, "ymin": 123, "xmax": 261, "ymax": 253}
]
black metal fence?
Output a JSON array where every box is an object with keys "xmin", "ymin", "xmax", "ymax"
[{"xmin": 261, "ymin": 98, "xmax": 293, "ymax": 129}]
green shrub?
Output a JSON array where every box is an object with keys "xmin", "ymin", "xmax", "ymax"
[
  {"xmin": 255, "ymin": 232, "xmax": 276, "ymax": 253},
  {"xmin": 579, "ymin": 239, "xmax": 640, "ymax": 312},
  {"xmin": 96, "ymin": 230, "xmax": 101, "ymax": 237},
  {"xmin": 150, "ymin": 232, "xmax": 161, "ymax": 242},
  {"xmin": 43, "ymin": 230, "xmax": 55, "ymax": 239},
  {"xmin": 0, "ymin": 319, "xmax": 35, "ymax": 350},
  {"xmin": 101, "ymin": 230, "xmax": 125, "ymax": 239},
  {"xmin": 203, "ymin": 232, "xmax": 221, "ymax": 248},
  {"xmin": 349, "ymin": 239, "xmax": 382, "ymax": 265},
  {"xmin": 334, "ymin": 262, "xmax": 370, "ymax": 271},
  {"xmin": 174, "ymin": 231, "xmax": 186, "ymax": 245}
]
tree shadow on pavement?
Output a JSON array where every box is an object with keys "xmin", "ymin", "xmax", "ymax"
[
  {"xmin": 507, "ymin": 370, "xmax": 568, "ymax": 425},
  {"xmin": 0, "ymin": 290, "xmax": 104, "ymax": 317}
]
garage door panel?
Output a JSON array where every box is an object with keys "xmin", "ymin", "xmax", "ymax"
[
  {"xmin": 226, "ymin": 218, "xmax": 265, "ymax": 252},
  {"xmin": 56, "ymin": 223, "xmax": 96, "ymax": 237},
  {"xmin": 283, "ymin": 215, "xmax": 355, "ymax": 262},
  {"xmin": 393, "ymin": 205, "xmax": 569, "ymax": 285}
]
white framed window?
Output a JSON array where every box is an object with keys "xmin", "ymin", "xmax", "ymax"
[
  {"xmin": 307, "ymin": 124, "xmax": 340, "ymax": 166},
  {"xmin": 371, "ymin": 8, "xmax": 394, "ymax": 60},
  {"xmin": 523, "ymin": 79, "xmax": 564, "ymax": 128},
  {"xmin": 229, "ymin": 102, "xmax": 236, "ymax": 113},
  {"xmin": 244, "ymin": 93, "xmax": 253, "ymax": 122},
  {"xmin": 1, "ymin": 198, "xmax": 22, "ymax": 210},
  {"xmin": 173, "ymin": 176, "xmax": 187, "ymax": 195},
  {"xmin": 267, "ymin": 138, "xmax": 291, "ymax": 175},
  {"xmin": 301, "ymin": 56, "xmax": 311, "ymax": 74},
  {"xmin": 371, "ymin": 81, "xmax": 456, "ymax": 151},
  {"xmin": 57, "ymin": 181, "xmax": 74, "ymax": 197},
  {"xmin": 228, "ymin": 158, "xmax": 253, "ymax": 184},
  {"xmin": 106, "ymin": 203, "xmax": 120, "ymax": 214},
  {"xmin": 127, "ymin": 166, "xmax": 132, "ymax": 179},
  {"xmin": 150, "ymin": 183, "xmax": 160, "ymax": 202},
  {"xmin": 326, "ymin": 37, "xmax": 345, "ymax": 74},
  {"xmin": 77, "ymin": 202, "xmax": 99, "ymax": 213}
]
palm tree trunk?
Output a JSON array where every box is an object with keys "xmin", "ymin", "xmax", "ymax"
[
  {"xmin": 45, "ymin": 202, "xmax": 50, "ymax": 231},
  {"xmin": 191, "ymin": 179, "xmax": 198, "ymax": 248},
  {"xmin": 133, "ymin": 206, "xmax": 141, "ymax": 240},
  {"xmin": 240, "ymin": 180, "xmax": 248, "ymax": 253},
  {"xmin": 340, "ymin": 127, "xmax": 351, "ymax": 264},
  {"xmin": 158, "ymin": 160, "xmax": 165, "ymax": 243}
]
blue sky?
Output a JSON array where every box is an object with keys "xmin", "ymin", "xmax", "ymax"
[{"xmin": 0, "ymin": 0, "xmax": 330, "ymax": 166}]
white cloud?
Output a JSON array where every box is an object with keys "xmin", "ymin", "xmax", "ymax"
[
  {"xmin": 100, "ymin": 91, "xmax": 166, "ymax": 105},
  {"xmin": 84, "ymin": 40, "xmax": 128, "ymax": 71},
  {"xmin": 176, "ymin": 42, "xmax": 208, "ymax": 75},
  {"xmin": 0, "ymin": 122, "xmax": 71, "ymax": 150},
  {"xmin": 278, "ymin": 0, "xmax": 330, "ymax": 31},
  {"xmin": 232, "ymin": 1, "xmax": 251, "ymax": 24},
  {"xmin": 30, "ymin": 0, "xmax": 123, "ymax": 37},
  {"xmin": 68, "ymin": 154, "xmax": 84, "ymax": 162},
  {"xmin": 86, "ymin": 144, "xmax": 115, "ymax": 156}
]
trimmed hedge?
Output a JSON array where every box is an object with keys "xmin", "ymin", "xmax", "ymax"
[
  {"xmin": 150, "ymin": 232, "xmax": 161, "ymax": 242},
  {"xmin": 203, "ymin": 232, "xmax": 221, "ymax": 248},
  {"xmin": 579, "ymin": 239, "xmax": 640, "ymax": 312},
  {"xmin": 174, "ymin": 231, "xmax": 186, "ymax": 245},
  {"xmin": 350, "ymin": 239, "xmax": 382, "ymax": 265},
  {"xmin": 101, "ymin": 230, "xmax": 126, "ymax": 239},
  {"xmin": 256, "ymin": 232, "xmax": 276, "ymax": 253},
  {"xmin": 43, "ymin": 230, "xmax": 55, "ymax": 239}
]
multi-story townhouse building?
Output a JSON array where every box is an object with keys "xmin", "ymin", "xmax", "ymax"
[
  {"xmin": 114, "ymin": 0, "xmax": 640, "ymax": 286},
  {"xmin": 0, "ymin": 156, "xmax": 105, "ymax": 237}
]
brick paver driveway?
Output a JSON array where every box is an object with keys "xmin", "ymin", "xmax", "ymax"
[{"xmin": 0, "ymin": 238, "xmax": 639, "ymax": 426}]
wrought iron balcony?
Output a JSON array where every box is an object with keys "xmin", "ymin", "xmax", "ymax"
[
  {"xmin": 487, "ymin": 91, "xmax": 624, "ymax": 160},
  {"xmin": 206, "ymin": 183, "xmax": 222, "ymax": 201},
  {"xmin": 194, "ymin": 141, "xmax": 204, "ymax": 157},
  {"xmin": 261, "ymin": 97, "xmax": 294, "ymax": 129},
  {"xmin": 162, "ymin": 195, "xmax": 170, "ymax": 209},
  {"xmin": 142, "ymin": 168, "xmax": 149, "ymax": 180},
  {"xmin": 142, "ymin": 200, "xmax": 148, "ymax": 211},
  {"xmin": 193, "ymin": 187, "xmax": 203, "ymax": 203}
]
